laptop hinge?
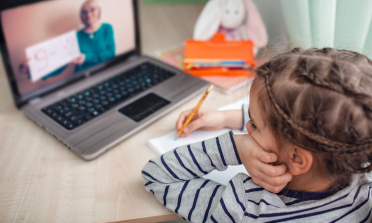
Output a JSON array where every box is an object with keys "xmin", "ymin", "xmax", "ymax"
[
  {"xmin": 127, "ymin": 55, "xmax": 139, "ymax": 61},
  {"xmin": 29, "ymin": 97, "xmax": 42, "ymax": 105},
  {"xmin": 84, "ymin": 71, "xmax": 91, "ymax": 78}
]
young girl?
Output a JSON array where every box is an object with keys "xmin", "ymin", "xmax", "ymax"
[{"xmin": 142, "ymin": 48, "xmax": 372, "ymax": 222}]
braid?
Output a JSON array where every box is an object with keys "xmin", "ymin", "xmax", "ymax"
[
  {"xmin": 265, "ymin": 74, "xmax": 372, "ymax": 153},
  {"xmin": 255, "ymin": 47, "xmax": 372, "ymax": 175}
]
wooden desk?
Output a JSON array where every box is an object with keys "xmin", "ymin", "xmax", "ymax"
[{"xmin": 0, "ymin": 2, "xmax": 249, "ymax": 222}]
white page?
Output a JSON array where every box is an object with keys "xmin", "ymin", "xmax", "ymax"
[
  {"xmin": 147, "ymin": 98, "xmax": 250, "ymax": 185},
  {"xmin": 26, "ymin": 30, "xmax": 81, "ymax": 82}
]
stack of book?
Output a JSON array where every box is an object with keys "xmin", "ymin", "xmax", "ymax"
[
  {"xmin": 184, "ymin": 33, "xmax": 255, "ymax": 78},
  {"xmin": 185, "ymin": 60, "xmax": 250, "ymax": 70},
  {"xmin": 154, "ymin": 34, "xmax": 261, "ymax": 94}
]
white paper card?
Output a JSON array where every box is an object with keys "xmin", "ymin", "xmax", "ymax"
[
  {"xmin": 147, "ymin": 98, "xmax": 250, "ymax": 185},
  {"xmin": 26, "ymin": 30, "xmax": 81, "ymax": 82}
]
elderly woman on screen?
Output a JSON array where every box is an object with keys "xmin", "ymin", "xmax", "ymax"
[
  {"xmin": 20, "ymin": 0, "xmax": 116, "ymax": 80},
  {"xmin": 73, "ymin": 0, "xmax": 115, "ymax": 71}
]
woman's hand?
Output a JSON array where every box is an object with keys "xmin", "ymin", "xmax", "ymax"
[
  {"xmin": 234, "ymin": 134, "xmax": 293, "ymax": 193},
  {"xmin": 72, "ymin": 54, "xmax": 85, "ymax": 65},
  {"xmin": 19, "ymin": 58, "xmax": 31, "ymax": 77}
]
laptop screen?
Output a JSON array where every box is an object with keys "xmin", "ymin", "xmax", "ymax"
[{"xmin": 1, "ymin": 0, "xmax": 136, "ymax": 99}]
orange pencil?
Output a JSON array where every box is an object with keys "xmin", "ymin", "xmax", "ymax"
[{"xmin": 176, "ymin": 85, "xmax": 214, "ymax": 139}]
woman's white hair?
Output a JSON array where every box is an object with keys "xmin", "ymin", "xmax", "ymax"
[{"xmin": 80, "ymin": 0, "xmax": 102, "ymax": 20}]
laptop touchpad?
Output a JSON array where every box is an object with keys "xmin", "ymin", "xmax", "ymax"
[{"xmin": 119, "ymin": 93, "xmax": 170, "ymax": 122}]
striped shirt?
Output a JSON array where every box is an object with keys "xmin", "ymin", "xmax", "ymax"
[{"xmin": 142, "ymin": 131, "xmax": 372, "ymax": 223}]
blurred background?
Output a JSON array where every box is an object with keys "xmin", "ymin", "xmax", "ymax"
[
  {"xmin": 140, "ymin": 0, "xmax": 372, "ymax": 59},
  {"xmin": 140, "ymin": 0, "xmax": 287, "ymax": 57}
]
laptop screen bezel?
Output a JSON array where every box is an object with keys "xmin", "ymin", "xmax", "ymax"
[{"xmin": 0, "ymin": 0, "xmax": 141, "ymax": 109}]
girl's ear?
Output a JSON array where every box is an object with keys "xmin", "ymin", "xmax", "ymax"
[
  {"xmin": 244, "ymin": 0, "xmax": 268, "ymax": 48},
  {"xmin": 287, "ymin": 146, "xmax": 313, "ymax": 176},
  {"xmin": 193, "ymin": 0, "xmax": 224, "ymax": 40}
]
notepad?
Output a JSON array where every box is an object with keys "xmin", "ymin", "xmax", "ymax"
[{"xmin": 147, "ymin": 98, "xmax": 250, "ymax": 185}]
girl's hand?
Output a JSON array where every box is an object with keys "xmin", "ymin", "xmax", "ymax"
[
  {"xmin": 176, "ymin": 109, "xmax": 244, "ymax": 137},
  {"xmin": 234, "ymin": 134, "xmax": 293, "ymax": 193},
  {"xmin": 176, "ymin": 109, "xmax": 227, "ymax": 137},
  {"xmin": 72, "ymin": 54, "xmax": 85, "ymax": 65}
]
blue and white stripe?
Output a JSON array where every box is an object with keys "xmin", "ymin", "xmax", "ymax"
[{"xmin": 142, "ymin": 131, "xmax": 372, "ymax": 222}]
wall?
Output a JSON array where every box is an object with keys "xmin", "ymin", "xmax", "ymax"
[{"xmin": 251, "ymin": 0, "xmax": 288, "ymax": 52}]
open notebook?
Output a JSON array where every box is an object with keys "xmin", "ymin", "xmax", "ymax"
[{"xmin": 147, "ymin": 98, "xmax": 250, "ymax": 185}]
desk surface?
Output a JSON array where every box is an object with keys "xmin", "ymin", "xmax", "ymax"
[{"xmin": 0, "ymin": 2, "xmax": 250, "ymax": 223}]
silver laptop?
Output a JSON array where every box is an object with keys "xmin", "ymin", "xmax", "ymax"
[{"xmin": 0, "ymin": 0, "xmax": 208, "ymax": 160}]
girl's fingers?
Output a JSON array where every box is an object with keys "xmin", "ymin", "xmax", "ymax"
[
  {"xmin": 176, "ymin": 110, "xmax": 192, "ymax": 130},
  {"xmin": 177, "ymin": 110, "xmax": 203, "ymax": 130},
  {"xmin": 256, "ymin": 162, "xmax": 287, "ymax": 177},
  {"xmin": 246, "ymin": 135, "xmax": 278, "ymax": 163},
  {"xmin": 259, "ymin": 152, "xmax": 278, "ymax": 163},
  {"xmin": 261, "ymin": 172, "xmax": 293, "ymax": 188},
  {"xmin": 184, "ymin": 119, "xmax": 205, "ymax": 134},
  {"xmin": 251, "ymin": 178, "xmax": 287, "ymax": 194}
]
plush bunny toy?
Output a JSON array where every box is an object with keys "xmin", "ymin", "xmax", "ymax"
[{"xmin": 193, "ymin": 0, "xmax": 268, "ymax": 49}]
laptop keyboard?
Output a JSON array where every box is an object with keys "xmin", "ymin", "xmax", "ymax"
[{"xmin": 41, "ymin": 62, "xmax": 176, "ymax": 130}]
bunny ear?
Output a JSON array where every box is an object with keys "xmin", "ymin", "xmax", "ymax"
[
  {"xmin": 245, "ymin": 0, "xmax": 268, "ymax": 48},
  {"xmin": 193, "ymin": 0, "xmax": 223, "ymax": 40}
]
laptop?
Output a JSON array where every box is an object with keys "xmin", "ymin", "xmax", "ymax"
[{"xmin": 0, "ymin": 0, "xmax": 208, "ymax": 160}]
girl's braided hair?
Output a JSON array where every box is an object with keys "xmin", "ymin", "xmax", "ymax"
[{"xmin": 254, "ymin": 47, "xmax": 372, "ymax": 175}]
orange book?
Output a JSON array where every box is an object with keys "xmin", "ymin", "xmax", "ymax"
[
  {"xmin": 154, "ymin": 42, "xmax": 263, "ymax": 94},
  {"xmin": 184, "ymin": 33, "xmax": 255, "ymax": 77}
]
